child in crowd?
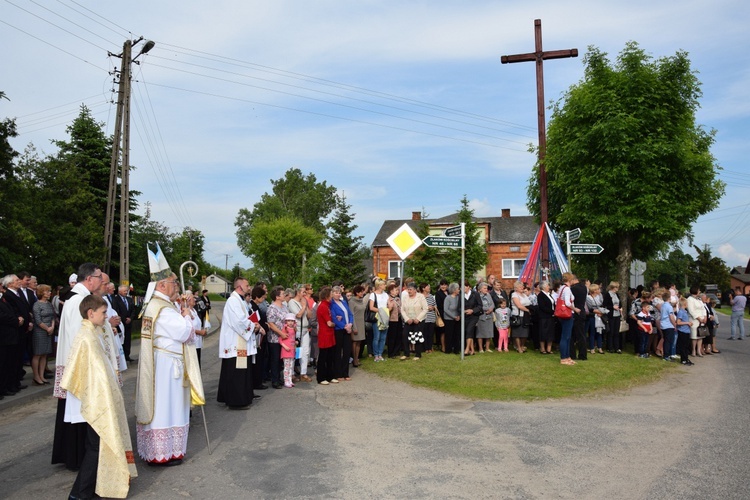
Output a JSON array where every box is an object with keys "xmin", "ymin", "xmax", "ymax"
[
  {"xmin": 61, "ymin": 294, "xmax": 137, "ymax": 499},
  {"xmin": 281, "ymin": 313, "xmax": 298, "ymax": 388},
  {"xmin": 636, "ymin": 302, "xmax": 654, "ymax": 358},
  {"xmin": 494, "ymin": 298, "xmax": 510, "ymax": 352}
]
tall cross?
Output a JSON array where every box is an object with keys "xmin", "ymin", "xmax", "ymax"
[{"xmin": 501, "ymin": 19, "xmax": 577, "ymax": 272}]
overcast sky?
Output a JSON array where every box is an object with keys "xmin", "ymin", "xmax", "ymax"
[{"xmin": 2, "ymin": 0, "xmax": 749, "ymax": 276}]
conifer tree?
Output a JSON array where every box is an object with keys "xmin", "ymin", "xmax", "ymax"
[{"xmin": 321, "ymin": 194, "xmax": 368, "ymax": 286}]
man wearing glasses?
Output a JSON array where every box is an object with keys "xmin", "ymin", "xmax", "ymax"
[{"xmin": 51, "ymin": 262, "xmax": 105, "ymax": 470}]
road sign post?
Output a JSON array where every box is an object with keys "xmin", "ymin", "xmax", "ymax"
[
  {"xmin": 569, "ymin": 243, "xmax": 604, "ymax": 255},
  {"xmin": 422, "ymin": 236, "xmax": 463, "ymax": 248},
  {"xmin": 444, "ymin": 225, "xmax": 463, "ymax": 238}
]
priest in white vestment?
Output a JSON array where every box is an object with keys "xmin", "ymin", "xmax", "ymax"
[{"xmin": 135, "ymin": 244, "xmax": 203, "ymax": 466}]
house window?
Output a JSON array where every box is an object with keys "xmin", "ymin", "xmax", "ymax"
[
  {"xmin": 388, "ymin": 261, "xmax": 402, "ymax": 280},
  {"xmin": 502, "ymin": 259, "xmax": 526, "ymax": 279},
  {"xmin": 209, "ymin": 276, "xmax": 215, "ymax": 282},
  {"xmin": 509, "ymin": 246, "xmax": 521, "ymax": 252}
]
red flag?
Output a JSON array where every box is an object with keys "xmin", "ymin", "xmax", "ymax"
[{"xmin": 248, "ymin": 310, "xmax": 260, "ymax": 323}]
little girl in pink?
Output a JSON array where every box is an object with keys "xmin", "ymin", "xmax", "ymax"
[
  {"xmin": 281, "ymin": 313, "xmax": 297, "ymax": 388},
  {"xmin": 494, "ymin": 298, "xmax": 511, "ymax": 352}
]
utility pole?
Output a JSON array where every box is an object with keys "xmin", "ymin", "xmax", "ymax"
[
  {"xmin": 223, "ymin": 254, "xmax": 232, "ymax": 271},
  {"xmin": 103, "ymin": 41, "xmax": 130, "ymax": 274},
  {"xmin": 103, "ymin": 37, "xmax": 154, "ymax": 286}
]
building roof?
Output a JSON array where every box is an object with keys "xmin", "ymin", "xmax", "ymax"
[
  {"xmin": 206, "ymin": 273, "xmax": 231, "ymax": 283},
  {"xmin": 371, "ymin": 214, "xmax": 538, "ymax": 247}
]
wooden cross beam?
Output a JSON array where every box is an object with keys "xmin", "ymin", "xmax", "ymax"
[{"xmin": 502, "ymin": 19, "xmax": 577, "ymax": 273}]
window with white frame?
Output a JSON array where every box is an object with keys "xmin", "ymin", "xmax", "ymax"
[
  {"xmin": 388, "ymin": 261, "xmax": 401, "ymax": 280},
  {"xmin": 502, "ymin": 259, "xmax": 526, "ymax": 278}
]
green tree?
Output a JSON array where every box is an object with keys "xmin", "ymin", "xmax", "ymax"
[
  {"xmin": 14, "ymin": 143, "xmax": 101, "ymax": 283},
  {"xmin": 644, "ymin": 248, "xmax": 694, "ymax": 291},
  {"xmin": 527, "ymin": 42, "xmax": 724, "ymax": 299},
  {"xmin": 404, "ymin": 209, "xmax": 443, "ymax": 286},
  {"xmin": 235, "ymin": 168, "xmax": 337, "ymax": 239},
  {"xmin": 239, "ymin": 216, "xmax": 323, "ymax": 286},
  {"xmin": 235, "ymin": 168, "xmax": 337, "ymax": 285},
  {"xmin": 321, "ymin": 194, "xmax": 368, "ymax": 286},
  {"xmin": 0, "ymin": 110, "xmax": 22, "ymax": 273},
  {"xmin": 129, "ymin": 202, "xmax": 173, "ymax": 292},
  {"xmin": 690, "ymin": 244, "xmax": 730, "ymax": 291},
  {"xmin": 442, "ymin": 196, "xmax": 487, "ymax": 284}
]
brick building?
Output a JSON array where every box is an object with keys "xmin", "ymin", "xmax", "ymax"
[
  {"xmin": 730, "ymin": 259, "xmax": 750, "ymax": 296},
  {"xmin": 371, "ymin": 209, "xmax": 539, "ymax": 291}
]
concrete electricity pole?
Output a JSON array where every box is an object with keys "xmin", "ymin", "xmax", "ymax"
[{"xmin": 103, "ymin": 37, "xmax": 154, "ymax": 285}]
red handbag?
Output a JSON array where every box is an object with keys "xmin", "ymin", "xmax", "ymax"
[{"xmin": 554, "ymin": 286, "xmax": 573, "ymax": 319}]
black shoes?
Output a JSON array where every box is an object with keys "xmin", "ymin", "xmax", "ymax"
[{"xmin": 272, "ymin": 383, "xmax": 283, "ymax": 389}]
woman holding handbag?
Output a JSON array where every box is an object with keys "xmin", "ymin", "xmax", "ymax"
[{"xmin": 556, "ymin": 273, "xmax": 578, "ymax": 365}]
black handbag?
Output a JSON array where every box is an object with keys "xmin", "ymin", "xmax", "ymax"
[
  {"xmin": 365, "ymin": 293, "xmax": 377, "ymax": 323},
  {"xmin": 510, "ymin": 315, "xmax": 523, "ymax": 328}
]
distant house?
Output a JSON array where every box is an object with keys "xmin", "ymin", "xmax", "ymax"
[
  {"xmin": 371, "ymin": 209, "xmax": 539, "ymax": 291},
  {"xmin": 203, "ymin": 273, "xmax": 231, "ymax": 296},
  {"xmin": 730, "ymin": 259, "xmax": 750, "ymax": 295}
]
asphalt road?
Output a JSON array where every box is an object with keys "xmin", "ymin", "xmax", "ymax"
[{"xmin": 1, "ymin": 308, "xmax": 748, "ymax": 499}]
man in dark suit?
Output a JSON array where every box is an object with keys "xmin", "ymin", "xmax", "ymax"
[
  {"xmin": 113, "ymin": 284, "xmax": 136, "ymax": 362},
  {"xmin": 2, "ymin": 274, "xmax": 30, "ymax": 392},
  {"xmin": 570, "ymin": 276, "xmax": 589, "ymax": 360}
]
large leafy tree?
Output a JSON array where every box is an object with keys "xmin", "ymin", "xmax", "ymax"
[
  {"xmin": 527, "ymin": 42, "xmax": 724, "ymax": 297},
  {"xmin": 239, "ymin": 216, "xmax": 323, "ymax": 286},
  {"xmin": 321, "ymin": 194, "xmax": 368, "ymax": 286},
  {"xmin": 236, "ymin": 168, "xmax": 337, "ymax": 237},
  {"xmin": 235, "ymin": 168, "xmax": 337, "ymax": 284}
]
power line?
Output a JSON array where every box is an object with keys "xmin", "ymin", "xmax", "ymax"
[
  {"xmin": 156, "ymin": 41, "xmax": 537, "ymax": 133},
  {"xmin": 143, "ymin": 81, "xmax": 528, "ymax": 152},
  {"xmin": 147, "ymin": 61, "xmax": 531, "ymax": 146},
  {"xmin": 0, "ymin": 18, "xmax": 106, "ymax": 72},
  {"xmin": 55, "ymin": 0, "xmax": 131, "ymax": 39},
  {"xmin": 147, "ymin": 54, "xmax": 536, "ymax": 141},
  {"xmin": 4, "ymin": 0, "xmax": 113, "ymax": 52},
  {"xmin": 27, "ymin": 0, "xmax": 119, "ymax": 47}
]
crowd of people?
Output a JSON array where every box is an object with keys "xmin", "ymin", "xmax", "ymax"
[
  {"xmin": 231, "ymin": 274, "xmax": 743, "ymax": 375},
  {"xmin": 2, "ymin": 257, "xmax": 747, "ymax": 498}
]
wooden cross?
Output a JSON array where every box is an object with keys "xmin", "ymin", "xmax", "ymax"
[{"xmin": 501, "ymin": 19, "xmax": 577, "ymax": 271}]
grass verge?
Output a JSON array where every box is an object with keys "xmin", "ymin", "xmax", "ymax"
[{"xmin": 361, "ymin": 349, "xmax": 678, "ymax": 401}]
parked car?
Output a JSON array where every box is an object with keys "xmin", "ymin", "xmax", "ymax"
[
  {"xmin": 707, "ymin": 293, "xmax": 721, "ymax": 308},
  {"xmin": 218, "ymin": 292, "xmax": 231, "ymax": 298}
]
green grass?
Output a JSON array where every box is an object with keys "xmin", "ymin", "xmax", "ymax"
[{"xmin": 362, "ymin": 350, "xmax": 678, "ymax": 401}]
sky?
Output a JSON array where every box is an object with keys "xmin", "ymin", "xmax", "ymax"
[{"xmin": 2, "ymin": 0, "xmax": 749, "ymax": 275}]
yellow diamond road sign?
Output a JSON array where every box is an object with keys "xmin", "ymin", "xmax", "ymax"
[{"xmin": 386, "ymin": 223, "xmax": 422, "ymax": 260}]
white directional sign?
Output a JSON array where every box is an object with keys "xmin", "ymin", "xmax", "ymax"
[
  {"xmin": 423, "ymin": 236, "xmax": 463, "ymax": 248},
  {"xmin": 444, "ymin": 225, "xmax": 463, "ymax": 238},
  {"xmin": 386, "ymin": 223, "xmax": 422, "ymax": 260},
  {"xmin": 569, "ymin": 243, "xmax": 603, "ymax": 254},
  {"xmin": 566, "ymin": 227, "xmax": 581, "ymax": 241}
]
